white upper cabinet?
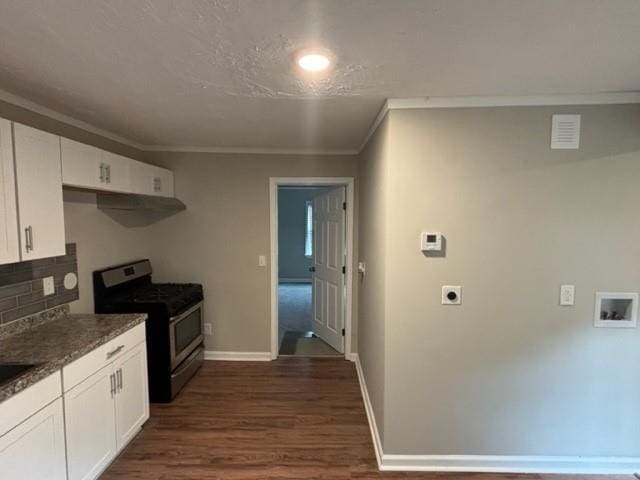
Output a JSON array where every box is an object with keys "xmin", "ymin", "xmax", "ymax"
[
  {"xmin": 60, "ymin": 138, "xmax": 105, "ymax": 190},
  {"xmin": 0, "ymin": 119, "xmax": 19, "ymax": 264},
  {"xmin": 130, "ymin": 160, "xmax": 174, "ymax": 197},
  {"xmin": 61, "ymin": 139, "xmax": 130, "ymax": 193},
  {"xmin": 101, "ymin": 151, "xmax": 130, "ymax": 192},
  {"xmin": 62, "ymin": 138, "xmax": 174, "ymax": 197},
  {"xmin": 13, "ymin": 123, "xmax": 66, "ymax": 261}
]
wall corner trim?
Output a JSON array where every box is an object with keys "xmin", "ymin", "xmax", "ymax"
[
  {"xmin": 352, "ymin": 354, "xmax": 640, "ymax": 474},
  {"xmin": 203, "ymin": 351, "xmax": 272, "ymax": 362}
]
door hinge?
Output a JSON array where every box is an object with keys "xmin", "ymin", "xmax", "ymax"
[
  {"xmin": 342, "ymin": 201, "xmax": 346, "ymax": 210},
  {"xmin": 342, "ymin": 328, "xmax": 345, "ymax": 336},
  {"xmin": 342, "ymin": 266, "xmax": 346, "ymax": 274}
]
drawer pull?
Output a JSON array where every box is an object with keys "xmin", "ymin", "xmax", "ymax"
[{"xmin": 106, "ymin": 345, "xmax": 125, "ymax": 359}]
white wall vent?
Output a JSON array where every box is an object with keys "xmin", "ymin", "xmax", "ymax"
[{"xmin": 550, "ymin": 114, "xmax": 581, "ymax": 149}]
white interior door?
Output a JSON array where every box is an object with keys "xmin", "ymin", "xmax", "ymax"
[{"xmin": 311, "ymin": 187, "xmax": 345, "ymax": 353}]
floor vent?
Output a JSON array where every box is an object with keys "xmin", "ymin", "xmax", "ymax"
[{"xmin": 551, "ymin": 114, "xmax": 581, "ymax": 149}]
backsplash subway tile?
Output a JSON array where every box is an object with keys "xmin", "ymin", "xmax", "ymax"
[{"xmin": 0, "ymin": 244, "xmax": 78, "ymax": 326}]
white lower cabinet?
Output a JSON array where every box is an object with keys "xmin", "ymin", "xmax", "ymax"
[
  {"xmin": 64, "ymin": 336, "xmax": 149, "ymax": 480},
  {"xmin": 114, "ymin": 343, "xmax": 149, "ymax": 449},
  {"xmin": 0, "ymin": 398, "xmax": 67, "ymax": 480},
  {"xmin": 65, "ymin": 364, "xmax": 118, "ymax": 480}
]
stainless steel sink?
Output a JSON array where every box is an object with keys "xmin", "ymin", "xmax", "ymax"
[{"xmin": 0, "ymin": 364, "xmax": 36, "ymax": 386}]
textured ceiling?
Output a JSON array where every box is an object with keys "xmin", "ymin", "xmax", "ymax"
[{"xmin": 0, "ymin": 0, "xmax": 639, "ymax": 152}]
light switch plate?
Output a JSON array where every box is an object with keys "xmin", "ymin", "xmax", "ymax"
[
  {"xmin": 43, "ymin": 276, "xmax": 55, "ymax": 296},
  {"xmin": 560, "ymin": 284, "xmax": 575, "ymax": 306},
  {"xmin": 203, "ymin": 323, "xmax": 213, "ymax": 335},
  {"xmin": 258, "ymin": 255, "xmax": 267, "ymax": 267}
]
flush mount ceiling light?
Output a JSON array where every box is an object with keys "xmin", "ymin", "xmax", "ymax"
[{"xmin": 297, "ymin": 52, "xmax": 331, "ymax": 72}]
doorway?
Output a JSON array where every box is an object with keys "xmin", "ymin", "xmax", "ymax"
[{"xmin": 269, "ymin": 178, "xmax": 354, "ymax": 360}]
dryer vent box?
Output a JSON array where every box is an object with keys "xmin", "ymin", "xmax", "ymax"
[{"xmin": 551, "ymin": 114, "xmax": 581, "ymax": 149}]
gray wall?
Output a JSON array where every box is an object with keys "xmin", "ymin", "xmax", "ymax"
[
  {"xmin": 147, "ymin": 152, "xmax": 358, "ymax": 353},
  {"xmin": 359, "ymin": 104, "xmax": 640, "ymax": 457},
  {"xmin": 356, "ymin": 115, "xmax": 391, "ymax": 440},
  {"xmin": 277, "ymin": 187, "xmax": 327, "ymax": 281}
]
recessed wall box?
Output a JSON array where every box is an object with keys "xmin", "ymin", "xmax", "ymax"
[
  {"xmin": 421, "ymin": 232, "xmax": 442, "ymax": 251},
  {"xmin": 594, "ymin": 292, "xmax": 638, "ymax": 328}
]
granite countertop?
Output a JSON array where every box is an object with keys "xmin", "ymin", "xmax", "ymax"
[{"xmin": 0, "ymin": 313, "xmax": 147, "ymax": 403}]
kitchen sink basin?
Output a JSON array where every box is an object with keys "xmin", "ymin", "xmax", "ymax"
[{"xmin": 0, "ymin": 364, "xmax": 36, "ymax": 386}]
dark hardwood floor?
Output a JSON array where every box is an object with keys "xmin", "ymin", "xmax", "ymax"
[{"xmin": 101, "ymin": 358, "xmax": 630, "ymax": 480}]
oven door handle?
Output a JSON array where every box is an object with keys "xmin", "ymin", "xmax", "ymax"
[{"xmin": 169, "ymin": 301, "xmax": 204, "ymax": 324}]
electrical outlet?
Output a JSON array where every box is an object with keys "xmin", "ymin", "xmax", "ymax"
[
  {"xmin": 560, "ymin": 284, "xmax": 575, "ymax": 306},
  {"xmin": 203, "ymin": 323, "xmax": 213, "ymax": 335},
  {"xmin": 442, "ymin": 286, "xmax": 462, "ymax": 305},
  {"xmin": 43, "ymin": 276, "xmax": 55, "ymax": 296}
]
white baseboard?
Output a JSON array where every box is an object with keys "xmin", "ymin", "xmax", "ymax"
[
  {"xmin": 353, "ymin": 354, "xmax": 384, "ymax": 469},
  {"xmin": 351, "ymin": 354, "xmax": 640, "ymax": 475},
  {"xmin": 204, "ymin": 351, "xmax": 271, "ymax": 361},
  {"xmin": 278, "ymin": 278, "xmax": 312, "ymax": 284},
  {"xmin": 345, "ymin": 352, "xmax": 357, "ymax": 362}
]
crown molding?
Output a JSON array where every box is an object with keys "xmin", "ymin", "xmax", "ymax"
[
  {"xmin": 357, "ymin": 100, "xmax": 390, "ymax": 153},
  {"xmin": 0, "ymin": 88, "xmax": 145, "ymax": 150},
  {"xmin": 2, "ymin": 89, "xmax": 639, "ymax": 157},
  {"xmin": 387, "ymin": 92, "xmax": 640, "ymax": 110},
  {"xmin": 144, "ymin": 145, "xmax": 358, "ymax": 156}
]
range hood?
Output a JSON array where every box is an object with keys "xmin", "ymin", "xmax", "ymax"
[{"xmin": 96, "ymin": 192, "xmax": 186, "ymax": 212}]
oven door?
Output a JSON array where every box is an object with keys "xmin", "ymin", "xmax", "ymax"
[{"xmin": 169, "ymin": 301, "xmax": 204, "ymax": 371}]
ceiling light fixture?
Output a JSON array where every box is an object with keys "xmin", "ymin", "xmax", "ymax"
[{"xmin": 297, "ymin": 52, "xmax": 331, "ymax": 72}]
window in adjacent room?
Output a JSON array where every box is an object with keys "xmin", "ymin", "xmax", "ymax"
[{"xmin": 304, "ymin": 200, "xmax": 313, "ymax": 258}]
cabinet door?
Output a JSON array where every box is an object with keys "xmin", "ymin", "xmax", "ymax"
[
  {"xmin": 13, "ymin": 123, "xmax": 65, "ymax": 260},
  {"xmin": 130, "ymin": 160, "xmax": 174, "ymax": 197},
  {"xmin": 114, "ymin": 342, "xmax": 149, "ymax": 450},
  {"xmin": 0, "ymin": 119, "xmax": 19, "ymax": 264},
  {"xmin": 65, "ymin": 364, "xmax": 117, "ymax": 480},
  {"xmin": 61, "ymin": 137, "xmax": 105, "ymax": 190},
  {"xmin": 101, "ymin": 151, "xmax": 130, "ymax": 192},
  {"xmin": 0, "ymin": 398, "xmax": 67, "ymax": 480},
  {"xmin": 151, "ymin": 166, "xmax": 174, "ymax": 197}
]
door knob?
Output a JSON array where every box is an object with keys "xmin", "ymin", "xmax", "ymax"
[{"xmin": 309, "ymin": 267, "xmax": 316, "ymax": 272}]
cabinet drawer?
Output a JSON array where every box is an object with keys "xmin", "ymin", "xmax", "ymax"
[
  {"xmin": 63, "ymin": 323, "xmax": 146, "ymax": 393},
  {"xmin": 0, "ymin": 371, "xmax": 62, "ymax": 435}
]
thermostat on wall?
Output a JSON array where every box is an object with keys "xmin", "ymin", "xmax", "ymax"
[{"xmin": 421, "ymin": 232, "xmax": 442, "ymax": 251}]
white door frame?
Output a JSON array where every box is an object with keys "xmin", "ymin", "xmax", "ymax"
[{"xmin": 269, "ymin": 177, "xmax": 355, "ymax": 360}]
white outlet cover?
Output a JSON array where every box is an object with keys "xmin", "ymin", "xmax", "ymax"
[
  {"xmin": 442, "ymin": 286, "xmax": 462, "ymax": 305},
  {"xmin": 43, "ymin": 276, "xmax": 55, "ymax": 296},
  {"xmin": 559, "ymin": 284, "xmax": 575, "ymax": 306},
  {"xmin": 203, "ymin": 323, "xmax": 213, "ymax": 335}
]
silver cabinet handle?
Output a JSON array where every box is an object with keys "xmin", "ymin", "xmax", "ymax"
[
  {"xmin": 106, "ymin": 344, "xmax": 125, "ymax": 359},
  {"xmin": 105, "ymin": 164, "xmax": 111, "ymax": 184},
  {"xmin": 117, "ymin": 368, "xmax": 123, "ymax": 392},
  {"xmin": 110, "ymin": 373, "xmax": 116, "ymax": 398},
  {"xmin": 99, "ymin": 163, "xmax": 105, "ymax": 183},
  {"xmin": 24, "ymin": 226, "xmax": 33, "ymax": 252}
]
